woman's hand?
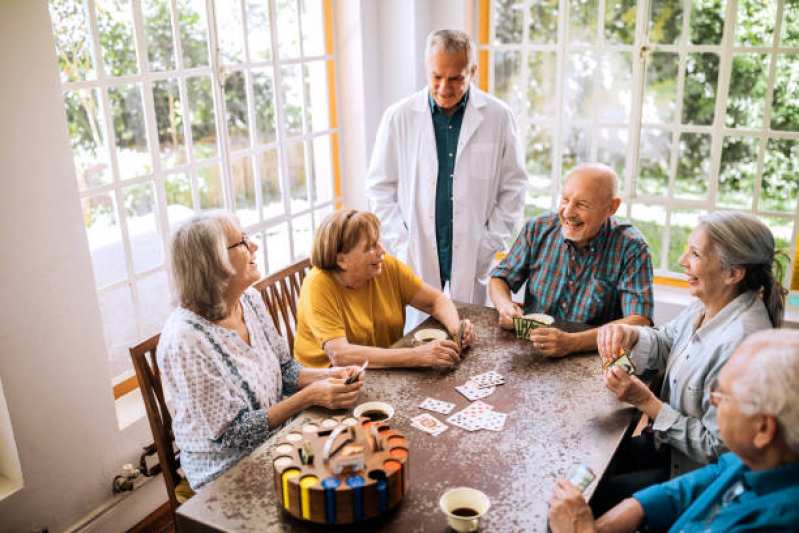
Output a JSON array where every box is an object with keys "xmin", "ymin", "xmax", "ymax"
[
  {"xmin": 597, "ymin": 324, "xmax": 639, "ymax": 366},
  {"xmin": 305, "ymin": 376, "xmax": 363, "ymax": 410},
  {"xmin": 603, "ymin": 367, "xmax": 662, "ymax": 419},
  {"xmin": 327, "ymin": 365, "xmax": 364, "ymax": 381},
  {"xmin": 497, "ymin": 302, "xmax": 523, "ymax": 330},
  {"xmin": 548, "ymin": 479, "xmax": 597, "ymax": 533},
  {"xmin": 414, "ymin": 339, "xmax": 461, "ymax": 368}
]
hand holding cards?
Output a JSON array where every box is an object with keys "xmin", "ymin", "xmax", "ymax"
[
  {"xmin": 566, "ymin": 462, "xmax": 596, "ymax": 492},
  {"xmin": 345, "ymin": 360, "xmax": 369, "ymax": 384},
  {"xmin": 602, "ymin": 348, "xmax": 636, "ymax": 375}
]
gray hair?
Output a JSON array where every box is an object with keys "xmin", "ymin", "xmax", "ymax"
[
  {"xmin": 699, "ymin": 211, "xmax": 787, "ymax": 327},
  {"xmin": 425, "ymin": 29, "xmax": 476, "ymax": 72},
  {"xmin": 566, "ymin": 163, "xmax": 621, "ymax": 200},
  {"xmin": 733, "ymin": 329, "xmax": 799, "ymax": 452},
  {"xmin": 169, "ymin": 211, "xmax": 238, "ymax": 321}
]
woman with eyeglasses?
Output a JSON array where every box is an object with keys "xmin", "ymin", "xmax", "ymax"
[
  {"xmin": 591, "ymin": 211, "xmax": 787, "ymax": 510},
  {"xmin": 293, "ymin": 209, "xmax": 475, "ymax": 369},
  {"xmin": 157, "ymin": 212, "xmax": 364, "ymax": 490}
]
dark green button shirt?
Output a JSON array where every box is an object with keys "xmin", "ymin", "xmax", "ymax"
[{"xmin": 429, "ymin": 90, "xmax": 469, "ymax": 287}]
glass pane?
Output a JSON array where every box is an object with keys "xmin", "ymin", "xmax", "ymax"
[
  {"xmin": 252, "ymin": 68, "xmax": 277, "ymax": 144},
  {"xmin": 598, "ymin": 52, "xmax": 633, "ymax": 123},
  {"xmin": 637, "ymin": 128, "xmax": 671, "ymax": 196},
  {"xmin": 528, "ymin": 52, "xmax": 557, "ymax": 121},
  {"xmin": 85, "ymin": 193, "xmax": 127, "ymax": 287},
  {"xmin": 526, "ymin": 125, "xmax": 553, "ymax": 190},
  {"xmin": 718, "ymin": 135, "xmax": 758, "ymax": 209},
  {"xmin": 187, "ymin": 75, "xmax": 218, "ymax": 160},
  {"xmin": 770, "ymin": 54, "xmax": 799, "ymax": 132},
  {"xmin": 99, "ymin": 284, "xmax": 137, "ymax": 378},
  {"xmin": 232, "ymin": 156, "xmax": 258, "ymax": 227},
  {"xmin": 561, "ymin": 126, "xmax": 589, "ymax": 176},
  {"xmin": 735, "ymin": 0, "xmax": 777, "ymax": 46},
  {"xmin": 759, "ymin": 216, "xmax": 794, "ymax": 283},
  {"xmin": 287, "ymin": 141, "xmax": 309, "ymax": 212},
  {"xmin": 165, "ymin": 172, "xmax": 195, "ymax": 227},
  {"xmin": 642, "ymin": 51, "xmax": 679, "ymax": 124},
  {"xmin": 216, "ymin": 0, "xmax": 245, "ymax": 64},
  {"xmin": 49, "ymin": 0, "xmax": 96, "ymax": 82},
  {"xmin": 569, "ymin": 0, "xmax": 599, "ymax": 44},
  {"xmin": 675, "ymin": 132, "xmax": 711, "ymax": 200},
  {"xmin": 143, "ymin": 0, "xmax": 176, "ymax": 71},
  {"xmin": 682, "ymin": 52, "xmax": 719, "ymax": 126},
  {"xmin": 529, "ymin": 0, "xmax": 559, "ymax": 44},
  {"xmin": 598, "ymin": 128, "xmax": 628, "ymax": 192},
  {"xmin": 254, "ymin": 231, "xmax": 267, "ymax": 276},
  {"xmin": 108, "ymin": 84, "xmax": 152, "ymax": 179},
  {"xmin": 301, "ymin": 0, "xmax": 325, "ymax": 56},
  {"xmin": 281, "ymin": 64, "xmax": 304, "ymax": 136},
  {"xmin": 649, "ymin": 0, "xmax": 683, "ymax": 44},
  {"xmin": 605, "ymin": 0, "xmax": 637, "ymax": 44},
  {"xmin": 312, "ymin": 135, "xmax": 334, "ymax": 203},
  {"xmin": 690, "ymin": 0, "xmax": 726, "ymax": 45},
  {"xmin": 314, "ymin": 204, "xmax": 334, "ymax": 228},
  {"xmin": 178, "ymin": 0, "xmax": 210, "ymax": 68},
  {"xmin": 668, "ymin": 208, "xmax": 703, "ymax": 272},
  {"xmin": 781, "ymin": 0, "xmax": 799, "ymax": 46},
  {"xmin": 494, "ymin": 51, "xmax": 523, "ymax": 117},
  {"xmin": 95, "ymin": 0, "xmax": 139, "ymax": 76},
  {"xmin": 630, "ymin": 203, "xmax": 666, "ymax": 270},
  {"xmin": 525, "ymin": 195, "xmax": 553, "ymax": 219},
  {"xmin": 761, "ymin": 138, "xmax": 799, "ymax": 213},
  {"xmin": 305, "ymin": 61, "xmax": 330, "ymax": 132},
  {"xmin": 726, "ymin": 53, "xmax": 770, "ymax": 129},
  {"xmin": 65, "ymin": 89, "xmax": 111, "ymax": 188},
  {"xmin": 225, "ymin": 70, "xmax": 250, "ymax": 151},
  {"xmin": 137, "ymin": 271, "xmax": 173, "ymax": 338},
  {"xmin": 153, "ymin": 78, "xmax": 187, "ymax": 168},
  {"xmin": 564, "ymin": 51, "xmax": 597, "ymax": 121},
  {"xmin": 198, "ymin": 163, "xmax": 224, "ymax": 209},
  {"xmin": 247, "ymin": 0, "xmax": 272, "ymax": 61},
  {"xmin": 266, "ymin": 222, "xmax": 291, "ymax": 271},
  {"xmin": 123, "ymin": 181, "xmax": 163, "ymax": 272},
  {"xmin": 258, "ymin": 148, "xmax": 283, "ymax": 218},
  {"xmin": 292, "ymin": 214, "xmax": 313, "ymax": 260},
  {"xmin": 492, "ymin": 0, "xmax": 523, "ymax": 43},
  {"xmin": 276, "ymin": 0, "xmax": 301, "ymax": 59}
]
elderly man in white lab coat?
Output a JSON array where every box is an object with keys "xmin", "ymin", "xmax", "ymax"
[{"xmin": 366, "ymin": 29, "xmax": 527, "ymax": 312}]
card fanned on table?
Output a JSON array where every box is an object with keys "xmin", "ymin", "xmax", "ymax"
[
  {"xmin": 446, "ymin": 400, "xmax": 508, "ymax": 432},
  {"xmin": 419, "ymin": 397, "xmax": 455, "ymax": 415},
  {"xmin": 411, "ymin": 413, "xmax": 448, "ymax": 436},
  {"xmin": 455, "ymin": 381, "xmax": 495, "ymax": 401},
  {"xmin": 469, "ymin": 370, "xmax": 505, "ymax": 389}
]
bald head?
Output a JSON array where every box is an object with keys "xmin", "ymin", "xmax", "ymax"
[
  {"xmin": 558, "ymin": 163, "xmax": 622, "ymax": 247},
  {"xmin": 565, "ymin": 163, "xmax": 620, "ymax": 203}
]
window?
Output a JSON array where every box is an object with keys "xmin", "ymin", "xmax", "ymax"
[
  {"xmin": 48, "ymin": 0, "xmax": 341, "ymax": 392},
  {"xmin": 478, "ymin": 0, "xmax": 798, "ymax": 296}
]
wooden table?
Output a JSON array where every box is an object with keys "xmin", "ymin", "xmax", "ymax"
[{"xmin": 177, "ymin": 304, "xmax": 636, "ymax": 532}]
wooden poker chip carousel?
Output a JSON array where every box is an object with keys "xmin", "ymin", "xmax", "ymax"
[{"xmin": 272, "ymin": 414, "xmax": 410, "ymax": 524}]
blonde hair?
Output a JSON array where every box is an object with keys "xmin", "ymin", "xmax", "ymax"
[
  {"xmin": 169, "ymin": 211, "xmax": 238, "ymax": 321},
  {"xmin": 311, "ymin": 210, "xmax": 380, "ymax": 271}
]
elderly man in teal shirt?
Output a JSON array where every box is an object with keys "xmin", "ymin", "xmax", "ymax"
[{"xmin": 548, "ymin": 328, "xmax": 799, "ymax": 532}]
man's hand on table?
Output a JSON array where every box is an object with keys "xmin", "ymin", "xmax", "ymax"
[
  {"xmin": 548, "ymin": 479, "xmax": 597, "ymax": 533},
  {"xmin": 529, "ymin": 327, "xmax": 576, "ymax": 358},
  {"xmin": 497, "ymin": 301, "xmax": 523, "ymax": 330},
  {"xmin": 414, "ymin": 339, "xmax": 461, "ymax": 368},
  {"xmin": 449, "ymin": 319, "xmax": 476, "ymax": 352}
]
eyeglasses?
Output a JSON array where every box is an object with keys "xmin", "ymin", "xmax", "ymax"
[
  {"xmin": 708, "ymin": 378, "xmax": 736, "ymax": 404},
  {"xmin": 227, "ymin": 234, "xmax": 253, "ymax": 251}
]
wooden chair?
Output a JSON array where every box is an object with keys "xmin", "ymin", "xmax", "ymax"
[
  {"xmin": 129, "ymin": 334, "xmax": 191, "ymax": 513},
  {"xmin": 254, "ymin": 257, "xmax": 312, "ymax": 355}
]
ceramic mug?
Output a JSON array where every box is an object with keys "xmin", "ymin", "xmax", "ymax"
[{"xmin": 439, "ymin": 487, "xmax": 491, "ymax": 532}]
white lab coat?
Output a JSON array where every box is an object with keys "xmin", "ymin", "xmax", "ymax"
[{"xmin": 366, "ymin": 86, "xmax": 527, "ymax": 304}]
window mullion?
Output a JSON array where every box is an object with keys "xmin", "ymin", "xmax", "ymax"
[
  {"xmin": 626, "ymin": 0, "xmax": 652, "ymax": 201},
  {"xmin": 552, "ymin": 0, "xmax": 569, "ymax": 206}
]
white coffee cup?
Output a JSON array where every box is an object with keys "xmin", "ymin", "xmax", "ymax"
[{"xmin": 439, "ymin": 487, "xmax": 491, "ymax": 532}]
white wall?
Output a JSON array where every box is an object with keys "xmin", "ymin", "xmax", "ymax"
[{"xmin": 0, "ymin": 2, "xmax": 164, "ymax": 531}]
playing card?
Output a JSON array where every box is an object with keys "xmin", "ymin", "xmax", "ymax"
[
  {"xmin": 459, "ymin": 400, "xmax": 494, "ymax": 418},
  {"xmin": 566, "ymin": 462, "xmax": 596, "ymax": 492},
  {"xmin": 480, "ymin": 411, "xmax": 507, "ymax": 431},
  {"xmin": 446, "ymin": 411, "xmax": 483, "ymax": 432},
  {"xmin": 603, "ymin": 352, "xmax": 636, "ymax": 375},
  {"xmin": 410, "ymin": 413, "xmax": 448, "ymax": 436},
  {"xmin": 455, "ymin": 381, "xmax": 495, "ymax": 401},
  {"xmin": 419, "ymin": 397, "xmax": 455, "ymax": 415},
  {"xmin": 469, "ymin": 371, "xmax": 505, "ymax": 389}
]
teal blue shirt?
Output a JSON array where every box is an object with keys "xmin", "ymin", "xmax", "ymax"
[
  {"xmin": 634, "ymin": 452, "xmax": 799, "ymax": 532},
  {"xmin": 429, "ymin": 91, "xmax": 469, "ymax": 287}
]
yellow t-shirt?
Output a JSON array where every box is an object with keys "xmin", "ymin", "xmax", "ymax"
[{"xmin": 294, "ymin": 254, "xmax": 424, "ymax": 368}]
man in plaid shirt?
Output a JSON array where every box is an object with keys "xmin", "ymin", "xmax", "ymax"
[{"xmin": 489, "ymin": 163, "xmax": 654, "ymax": 358}]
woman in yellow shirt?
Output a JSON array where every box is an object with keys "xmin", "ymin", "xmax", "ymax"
[{"xmin": 294, "ymin": 209, "xmax": 475, "ymax": 368}]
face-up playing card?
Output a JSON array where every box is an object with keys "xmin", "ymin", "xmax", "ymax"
[
  {"xmin": 446, "ymin": 411, "xmax": 483, "ymax": 432},
  {"xmin": 419, "ymin": 397, "xmax": 455, "ymax": 415},
  {"xmin": 469, "ymin": 371, "xmax": 505, "ymax": 389},
  {"xmin": 480, "ymin": 411, "xmax": 507, "ymax": 431},
  {"xmin": 459, "ymin": 400, "xmax": 494, "ymax": 418},
  {"xmin": 410, "ymin": 413, "xmax": 448, "ymax": 436},
  {"xmin": 455, "ymin": 381, "xmax": 495, "ymax": 401}
]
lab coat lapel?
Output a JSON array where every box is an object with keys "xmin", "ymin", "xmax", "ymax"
[{"xmin": 457, "ymin": 86, "xmax": 485, "ymax": 152}]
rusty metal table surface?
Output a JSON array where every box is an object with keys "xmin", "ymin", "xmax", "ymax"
[{"xmin": 176, "ymin": 304, "xmax": 635, "ymax": 533}]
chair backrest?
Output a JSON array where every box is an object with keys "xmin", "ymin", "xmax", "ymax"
[
  {"xmin": 253, "ymin": 257, "xmax": 311, "ymax": 355},
  {"xmin": 129, "ymin": 334, "xmax": 182, "ymax": 513}
]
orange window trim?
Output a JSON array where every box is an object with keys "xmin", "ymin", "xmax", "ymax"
[
  {"xmin": 793, "ymin": 246, "xmax": 799, "ymax": 291},
  {"xmin": 477, "ymin": 0, "xmax": 490, "ymax": 91},
  {"xmin": 114, "ymin": 374, "xmax": 139, "ymax": 400},
  {"xmin": 324, "ymin": 0, "xmax": 342, "ymax": 204}
]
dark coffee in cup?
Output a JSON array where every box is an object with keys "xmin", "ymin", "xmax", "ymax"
[
  {"xmin": 451, "ymin": 507, "xmax": 479, "ymax": 517},
  {"xmin": 362, "ymin": 410, "xmax": 388, "ymax": 421}
]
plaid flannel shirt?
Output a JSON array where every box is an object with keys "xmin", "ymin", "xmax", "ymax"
[{"xmin": 491, "ymin": 212, "xmax": 654, "ymax": 325}]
